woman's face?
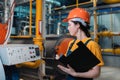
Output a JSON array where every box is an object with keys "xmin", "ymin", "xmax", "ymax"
[{"xmin": 68, "ymin": 20, "xmax": 79, "ymax": 36}]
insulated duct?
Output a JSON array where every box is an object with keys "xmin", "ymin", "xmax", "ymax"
[{"xmin": 46, "ymin": 0, "xmax": 61, "ymax": 6}]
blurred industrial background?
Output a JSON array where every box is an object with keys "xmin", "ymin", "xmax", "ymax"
[{"xmin": 0, "ymin": 0, "xmax": 120, "ymax": 80}]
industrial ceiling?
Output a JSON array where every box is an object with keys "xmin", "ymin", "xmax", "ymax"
[{"xmin": 15, "ymin": 0, "xmax": 105, "ymax": 7}]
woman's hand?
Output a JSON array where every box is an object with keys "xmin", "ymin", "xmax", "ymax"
[
  {"xmin": 57, "ymin": 64, "xmax": 77, "ymax": 77},
  {"xmin": 57, "ymin": 64, "xmax": 100, "ymax": 78}
]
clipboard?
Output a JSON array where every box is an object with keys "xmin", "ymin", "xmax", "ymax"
[{"xmin": 59, "ymin": 41, "xmax": 100, "ymax": 72}]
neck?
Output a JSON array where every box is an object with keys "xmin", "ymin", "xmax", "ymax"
[{"xmin": 76, "ymin": 29, "xmax": 88, "ymax": 40}]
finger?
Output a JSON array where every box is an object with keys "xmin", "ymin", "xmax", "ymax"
[
  {"xmin": 57, "ymin": 65, "xmax": 68, "ymax": 71},
  {"xmin": 57, "ymin": 65, "xmax": 65, "ymax": 69}
]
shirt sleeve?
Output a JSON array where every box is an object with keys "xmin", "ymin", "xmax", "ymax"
[{"xmin": 87, "ymin": 41, "xmax": 104, "ymax": 66}]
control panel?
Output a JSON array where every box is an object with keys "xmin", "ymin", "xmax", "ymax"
[{"xmin": 0, "ymin": 44, "xmax": 41, "ymax": 65}]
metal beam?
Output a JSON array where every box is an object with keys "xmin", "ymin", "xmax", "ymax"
[{"xmin": 15, "ymin": 0, "xmax": 35, "ymax": 5}]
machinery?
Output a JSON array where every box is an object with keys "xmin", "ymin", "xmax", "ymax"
[
  {"xmin": 0, "ymin": 0, "xmax": 15, "ymax": 79},
  {"xmin": 0, "ymin": 58, "xmax": 5, "ymax": 80},
  {"xmin": 0, "ymin": 0, "xmax": 120, "ymax": 80},
  {"xmin": 0, "ymin": 0, "xmax": 42, "ymax": 80},
  {"xmin": 0, "ymin": 44, "xmax": 40, "ymax": 65}
]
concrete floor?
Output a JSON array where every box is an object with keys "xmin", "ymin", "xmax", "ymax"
[
  {"xmin": 20, "ymin": 66, "xmax": 120, "ymax": 80},
  {"xmin": 95, "ymin": 66, "xmax": 120, "ymax": 80}
]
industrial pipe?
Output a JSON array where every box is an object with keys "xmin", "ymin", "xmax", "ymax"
[
  {"xmin": 33, "ymin": 0, "xmax": 44, "ymax": 54},
  {"xmin": 102, "ymin": 48, "xmax": 120, "ymax": 54},
  {"xmin": 29, "ymin": 0, "xmax": 32, "ymax": 36},
  {"xmin": 93, "ymin": 0, "xmax": 99, "ymax": 42},
  {"xmin": 54, "ymin": 0, "xmax": 93, "ymax": 10},
  {"xmin": 0, "ymin": 0, "xmax": 15, "ymax": 44},
  {"xmin": 46, "ymin": 0, "xmax": 61, "ymax": 6},
  {"xmin": 10, "ymin": 0, "xmax": 33, "ymax": 37},
  {"xmin": 103, "ymin": 0, "xmax": 120, "ymax": 4},
  {"xmin": 10, "ymin": 35, "xmax": 32, "ymax": 38},
  {"xmin": 16, "ymin": 0, "xmax": 44, "ymax": 69},
  {"xmin": 76, "ymin": 0, "xmax": 79, "ymax": 8},
  {"xmin": 98, "ymin": 31, "xmax": 120, "ymax": 37},
  {"xmin": 16, "ymin": 60, "xmax": 45, "ymax": 69}
]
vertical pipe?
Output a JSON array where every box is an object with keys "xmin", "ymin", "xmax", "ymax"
[
  {"xmin": 110, "ymin": 10, "xmax": 113, "ymax": 31},
  {"xmin": 93, "ymin": 0, "xmax": 98, "ymax": 42},
  {"xmin": 36, "ymin": 0, "xmax": 42, "ymax": 37},
  {"xmin": 57, "ymin": 22, "xmax": 61, "ymax": 35},
  {"xmin": 29, "ymin": 0, "xmax": 32, "ymax": 36},
  {"xmin": 76, "ymin": 0, "xmax": 79, "ymax": 8},
  {"xmin": 41, "ymin": 0, "xmax": 46, "ymax": 39},
  {"xmin": 48, "ymin": 4, "xmax": 52, "ymax": 34},
  {"xmin": 34, "ymin": 0, "xmax": 43, "ymax": 56},
  {"xmin": 110, "ymin": 9, "xmax": 114, "ymax": 52},
  {"xmin": 4, "ymin": 0, "xmax": 8, "ymax": 23}
]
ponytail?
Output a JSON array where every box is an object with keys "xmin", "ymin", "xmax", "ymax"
[{"xmin": 72, "ymin": 21, "xmax": 91, "ymax": 37}]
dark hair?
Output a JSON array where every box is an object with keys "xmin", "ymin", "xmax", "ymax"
[{"xmin": 72, "ymin": 21, "xmax": 91, "ymax": 37}]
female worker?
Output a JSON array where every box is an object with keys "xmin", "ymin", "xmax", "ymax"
[{"xmin": 56, "ymin": 8, "xmax": 104, "ymax": 80}]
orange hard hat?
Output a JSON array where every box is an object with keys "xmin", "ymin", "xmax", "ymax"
[{"xmin": 63, "ymin": 8, "xmax": 90, "ymax": 23}]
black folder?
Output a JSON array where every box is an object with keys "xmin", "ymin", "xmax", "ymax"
[{"xmin": 59, "ymin": 41, "xmax": 100, "ymax": 72}]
